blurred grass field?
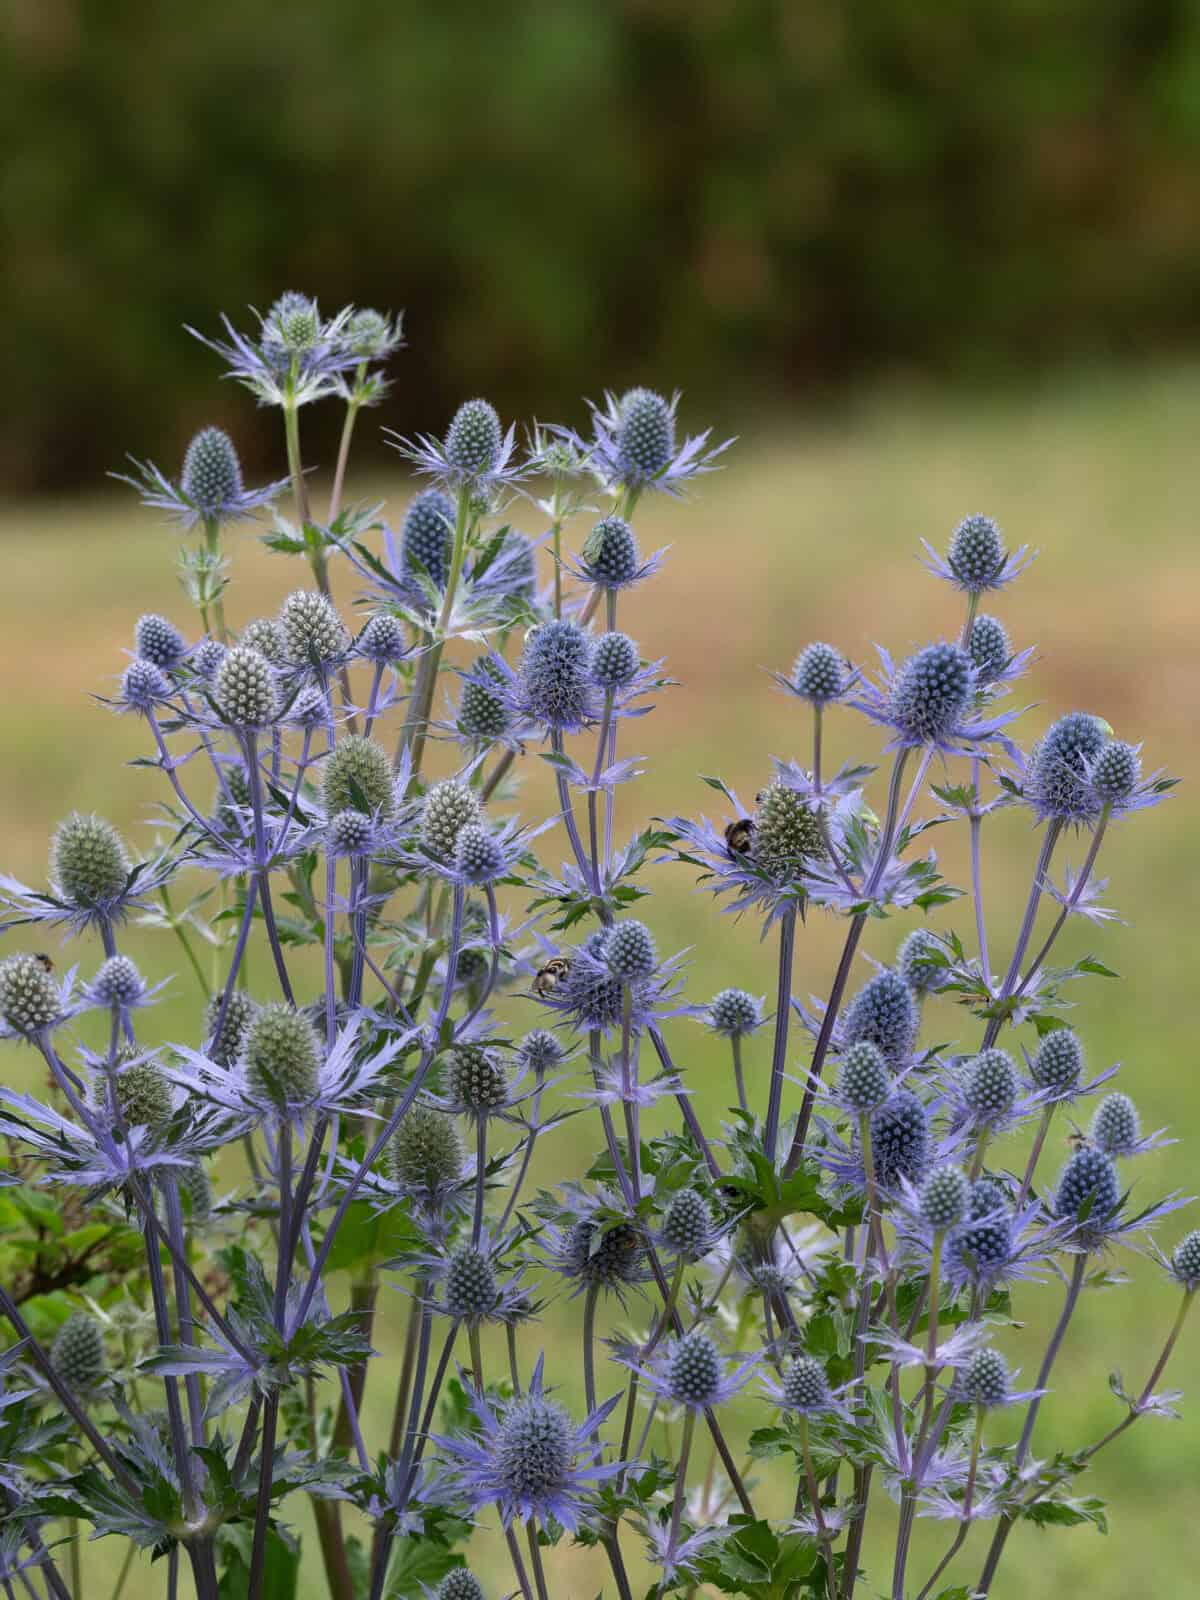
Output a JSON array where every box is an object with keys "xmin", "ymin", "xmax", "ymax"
[{"xmin": 1, "ymin": 364, "xmax": 1198, "ymax": 1598}]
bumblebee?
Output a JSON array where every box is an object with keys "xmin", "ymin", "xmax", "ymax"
[
  {"xmin": 532, "ymin": 956, "xmax": 571, "ymax": 998},
  {"xmin": 724, "ymin": 817, "xmax": 755, "ymax": 857},
  {"xmin": 33, "ymin": 953, "xmax": 55, "ymax": 973}
]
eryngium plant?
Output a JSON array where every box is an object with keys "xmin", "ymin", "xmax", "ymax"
[{"xmin": 0, "ymin": 296, "xmax": 1189, "ymax": 1600}]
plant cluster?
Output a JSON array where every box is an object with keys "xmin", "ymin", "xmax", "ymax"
[{"xmin": 0, "ymin": 293, "xmax": 1191, "ymax": 1600}]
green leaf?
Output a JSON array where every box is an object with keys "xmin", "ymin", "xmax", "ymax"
[{"xmin": 1021, "ymin": 1496, "xmax": 1108, "ymax": 1534}]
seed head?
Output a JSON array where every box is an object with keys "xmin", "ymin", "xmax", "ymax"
[
  {"xmin": 580, "ymin": 516, "xmax": 638, "ymax": 587},
  {"xmin": 517, "ymin": 1029, "xmax": 566, "ymax": 1075},
  {"xmin": 447, "ymin": 1044, "xmax": 509, "ymax": 1115},
  {"xmin": 563, "ymin": 1219, "xmax": 643, "ymax": 1290},
  {"xmin": 592, "ymin": 631, "xmax": 639, "ymax": 689},
  {"xmin": 90, "ymin": 955, "xmax": 142, "ymax": 1008},
  {"xmin": 356, "ymin": 613, "xmax": 406, "ymax": 663},
  {"xmin": 445, "ymin": 398, "xmax": 503, "ymax": 477},
  {"xmin": 1030, "ymin": 1029, "xmax": 1083, "ymax": 1095},
  {"xmin": 495, "ymin": 1395, "xmax": 572, "ymax": 1499},
  {"xmin": 182, "ymin": 427, "xmax": 242, "ymax": 515},
  {"xmin": 402, "ymin": 488, "xmax": 454, "ymax": 585},
  {"xmin": 239, "ymin": 618, "xmax": 286, "ymax": 664},
  {"xmin": 215, "ymin": 646, "xmax": 277, "ymax": 727},
  {"xmin": 782, "ymin": 1355, "xmax": 830, "ymax": 1413},
  {"xmin": 51, "ymin": 1313, "xmax": 106, "ymax": 1392},
  {"xmin": 0, "ymin": 954, "xmax": 60, "ymax": 1035},
  {"xmin": 243, "ymin": 1003, "xmax": 322, "ymax": 1106},
  {"xmin": 134, "ymin": 613, "xmax": 186, "ymax": 669},
  {"xmin": 791, "ymin": 641, "xmax": 846, "ymax": 703},
  {"xmin": 843, "ymin": 970, "xmax": 918, "ymax": 1065},
  {"xmin": 661, "ymin": 1188, "xmax": 712, "ymax": 1259},
  {"xmin": 836, "ymin": 1040, "xmax": 891, "ymax": 1112},
  {"xmin": 961, "ymin": 1347, "xmax": 1009, "ymax": 1409},
  {"xmin": 1090, "ymin": 1091, "xmax": 1140, "ymax": 1156},
  {"xmin": 605, "ymin": 920, "xmax": 656, "ymax": 983},
  {"xmin": 870, "ymin": 1089, "xmax": 930, "ymax": 1187},
  {"xmin": 329, "ymin": 809, "xmax": 372, "ymax": 856},
  {"xmin": 521, "ymin": 619, "xmax": 593, "ymax": 729},
  {"xmin": 204, "ymin": 988, "xmax": 257, "ymax": 1067},
  {"xmin": 752, "ymin": 781, "xmax": 825, "ymax": 878},
  {"xmin": 962, "ymin": 1048, "xmax": 1019, "ymax": 1123},
  {"xmin": 616, "ymin": 388, "xmax": 674, "ymax": 480},
  {"xmin": 192, "ymin": 639, "xmax": 226, "ymax": 680},
  {"xmin": 454, "ymin": 823, "xmax": 505, "ymax": 885},
  {"xmin": 101, "ymin": 1056, "xmax": 173, "ymax": 1130},
  {"xmin": 388, "ymin": 1106, "xmax": 464, "ymax": 1196},
  {"xmin": 278, "ymin": 590, "xmax": 349, "ymax": 665},
  {"xmin": 947, "ymin": 515, "xmax": 1005, "ymax": 590},
  {"xmin": 1170, "ymin": 1230, "xmax": 1200, "ymax": 1289},
  {"xmin": 421, "ymin": 780, "xmax": 481, "ymax": 858},
  {"xmin": 1027, "ymin": 712, "xmax": 1109, "ymax": 821},
  {"xmin": 1054, "ymin": 1147, "xmax": 1120, "ymax": 1228},
  {"xmin": 324, "ymin": 736, "xmax": 395, "ymax": 819},
  {"xmin": 707, "ymin": 988, "xmax": 763, "ymax": 1038},
  {"xmin": 667, "ymin": 1330, "xmax": 723, "ymax": 1408},
  {"xmin": 889, "ymin": 643, "xmax": 972, "ymax": 744},
  {"xmin": 52, "ymin": 814, "xmax": 129, "ymax": 908},
  {"xmin": 919, "ymin": 1165, "xmax": 969, "ymax": 1232},
  {"xmin": 444, "ymin": 1245, "xmax": 499, "ymax": 1321},
  {"xmin": 968, "ymin": 615, "xmax": 1010, "ymax": 681},
  {"xmin": 1090, "ymin": 740, "xmax": 1140, "ymax": 804},
  {"xmin": 436, "ymin": 1571, "xmax": 484, "ymax": 1600}
]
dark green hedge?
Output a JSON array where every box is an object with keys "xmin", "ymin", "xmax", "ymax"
[{"xmin": 5, "ymin": 0, "xmax": 1200, "ymax": 488}]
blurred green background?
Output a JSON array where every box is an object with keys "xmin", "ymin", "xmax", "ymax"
[{"xmin": 2, "ymin": 3, "xmax": 1199, "ymax": 1598}]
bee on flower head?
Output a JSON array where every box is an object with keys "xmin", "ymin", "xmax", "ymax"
[
  {"xmin": 532, "ymin": 956, "xmax": 571, "ymax": 999},
  {"xmin": 723, "ymin": 817, "xmax": 755, "ymax": 857}
]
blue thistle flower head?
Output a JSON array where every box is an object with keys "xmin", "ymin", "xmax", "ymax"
[
  {"xmin": 591, "ymin": 631, "xmax": 640, "ymax": 690},
  {"xmin": 435, "ymin": 1571, "xmax": 484, "ymax": 1600},
  {"xmin": 615, "ymin": 387, "xmax": 675, "ymax": 482},
  {"xmin": 889, "ymin": 643, "xmax": 973, "ymax": 746},
  {"xmin": 559, "ymin": 1217, "xmax": 645, "ymax": 1296},
  {"xmin": 919, "ymin": 1164, "xmax": 970, "ymax": 1232},
  {"xmin": 456, "ymin": 662, "xmax": 512, "ymax": 745},
  {"xmin": 1170, "ymin": 1230, "xmax": 1200, "ymax": 1290},
  {"xmin": 1089, "ymin": 740, "xmax": 1140, "ymax": 806},
  {"xmin": 896, "ymin": 927, "xmax": 947, "ymax": 994},
  {"xmin": 453, "ymin": 823, "xmax": 505, "ymax": 885},
  {"xmin": 706, "ymin": 988, "xmax": 765, "ymax": 1038},
  {"xmin": 443, "ymin": 1245, "xmax": 499, "ymax": 1323},
  {"xmin": 420, "ymin": 780, "xmax": 481, "ymax": 860},
  {"xmin": 605, "ymin": 920, "xmax": 656, "ymax": 983},
  {"xmin": 947, "ymin": 515, "xmax": 1005, "ymax": 591},
  {"xmin": 343, "ymin": 306, "xmax": 404, "ymax": 362},
  {"xmin": 660, "ymin": 1188, "xmax": 713, "ymax": 1261},
  {"xmin": 835, "ymin": 1040, "xmax": 892, "ymax": 1113},
  {"xmin": 240, "ymin": 618, "xmax": 286, "ymax": 664},
  {"xmin": 191, "ymin": 639, "xmax": 226, "ymax": 681},
  {"xmin": 264, "ymin": 290, "xmax": 321, "ymax": 354},
  {"xmin": 1025, "ymin": 712, "xmax": 1110, "ymax": 824},
  {"xmin": 520, "ymin": 619, "xmax": 594, "ymax": 731},
  {"xmin": 89, "ymin": 955, "xmax": 144, "ymax": 1009},
  {"xmin": 355, "ymin": 612, "xmax": 407, "ymax": 664},
  {"xmin": 1030, "ymin": 1028, "xmax": 1084, "ymax": 1098},
  {"xmin": 53, "ymin": 814, "xmax": 130, "ymax": 909},
  {"xmin": 328, "ymin": 809, "xmax": 373, "ymax": 858},
  {"xmin": 665, "ymin": 1330, "xmax": 723, "ymax": 1409},
  {"xmin": 781, "ymin": 1355, "xmax": 831, "ymax": 1414},
  {"xmin": 870, "ymin": 1089, "xmax": 930, "ymax": 1188},
  {"xmin": 120, "ymin": 657, "xmax": 171, "ymax": 713},
  {"xmin": 580, "ymin": 516, "xmax": 639, "ymax": 588},
  {"xmin": 278, "ymin": 590, "xmax": 349, "ymax": 666},
  {"xmin": 0, "ymin": 954, "xmax": 61, "ymax": 1036},
  {"xmin": 1054, "ymin": 1146, "xmax": 1120, "ymax": 1237},
  {"xmin": 401, "ymin": 487, "xmax": 455, "ymax": 589},
  {"xmin": 215, "ymin": 646, "xmax": 278, "ymax": 728},
  {"xmin": 843, "ymin": 970, "xmax": 919, "ymax": 1065},
  {"xmin": 134, "ymin": 614, "xmax": 186, "ymax": 670},
  {"xmin": 961, "ymin": 1347, "xmax": 1010, "ymax": 1409},
  {"xmin": 947, "ymin": 1178, "xmax": 1015, "ymax": 1286},
  {"xmin": 968, "ymin": 614, "xmax": 1010, "ymax": 682},
  {"xmin": 1090, "ymin": 1091, "xmax": 1140, "ymax": 1156},
  {"xmin": 962, "ymin": 1048, "xmax": 1020, "ymax": 1125},
  {"xmin": 182, "ymin": 426, "xmax": 243, "ymax": 515},
  {"xmin": 791, "ymin": 641, "xmax": 848, "ymax": 705},
  {"xmin": 517, "ymin": 1029, "xmax": 567, "ymax": 1076},
  {"xmin": 445, "ymin": 399, "xmax": 503, "ymax": 479}
]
